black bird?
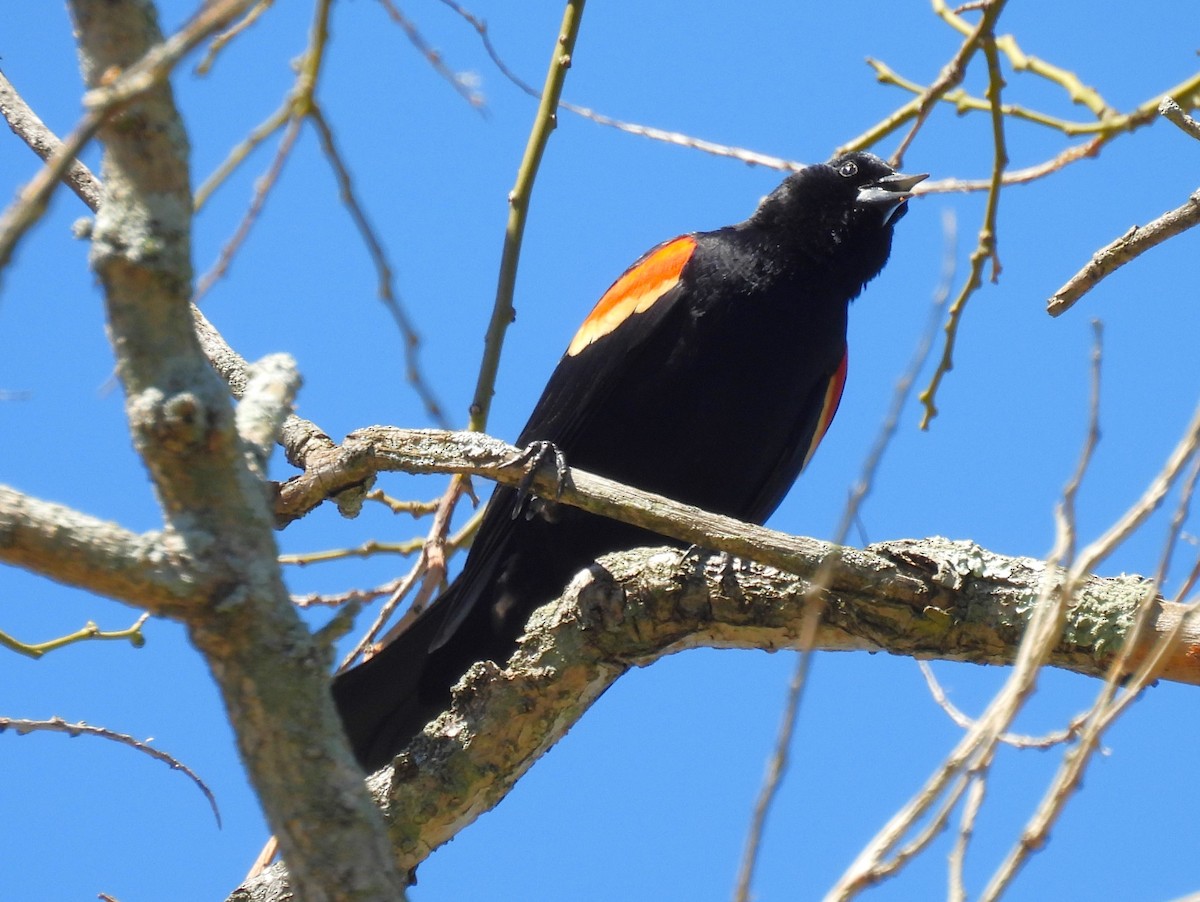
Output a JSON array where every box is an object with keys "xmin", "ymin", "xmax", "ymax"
[{"xmin": 333, "ymin": 151, "xmax": 926, "ymax": 771}]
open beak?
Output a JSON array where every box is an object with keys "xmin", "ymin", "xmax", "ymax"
[{"xmin": 857, "ymin": 170, "xmax": 929, "ymax": 226}]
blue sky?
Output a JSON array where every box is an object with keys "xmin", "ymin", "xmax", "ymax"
[{"xmin": 3, "ymin": 2, "xmax": 1200, "ymax": 900}]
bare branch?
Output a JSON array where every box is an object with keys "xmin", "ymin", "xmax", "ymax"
[
  {"xmin": 888, "ymin": 0, "xmax": 1009, "ymax": 168},
  {"xmin": 1047, "ymin": 187, "xmax": 1200, "ymax": 316},
  {"xmin": 0, "ymin": 0, "xmax": 258, "ymax": 272},
  {"xmin": 68, "ymin": 0, "xmax": 406, "ymax": 895},
  {"xmin": 195, "ymin": 0, "xmax": 274, "ymax": 76},
  {"xmin": 377, "ymin": 0, "xmax": 485, "ymax": 110},
  {"xmin": 0, "ymin": 69, "xmax": 103, "ymax": 209},
  {"xmin": 1160, "ymin": 95, "xmax": 1200, "ymax": 141},
  {"xmin": 308, "ymin": 104, "xmax": 450, "ymax": 428},
  {"xmin": 0, "ymin": 485, "xmax": 193, "ymax": 615},
  {"xmin": 0, "ymin": 714, "xmax": 220, "ymax": 825},
  {"xmin": 230, "ymin": 536, "xmax": 1200, "ymax": 896},
  {"xmin": 466, "ymin": 0, "xmax": 585, "ymax": 434},
  {"xmin": 0, "ymin": 613, "xmax": 149, "ymax": 659}
]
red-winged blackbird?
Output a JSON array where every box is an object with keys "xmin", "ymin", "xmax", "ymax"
[{"xmin": 334, "ymin": 151, "xmax": 926, "ymax": 771}]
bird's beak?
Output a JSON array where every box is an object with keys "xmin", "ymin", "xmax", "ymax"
[{"xmin": 857, "ymin": 170, "xmax": 929, "ymax": 226}]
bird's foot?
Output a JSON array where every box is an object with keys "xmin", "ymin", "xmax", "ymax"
[{"xmin": 506, "ymin": 440, "xmax": 569, "ymax": 519}]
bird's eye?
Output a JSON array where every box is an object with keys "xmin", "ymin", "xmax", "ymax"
[{"xmin": 839, "ymin": 160, "xmax": 858, "ymax": 179}]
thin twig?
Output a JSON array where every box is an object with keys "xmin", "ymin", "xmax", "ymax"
[
  {"xmin": 919, "ymin": 138, "xmax": 1100, "ymax": 195},
  {"xmin": 196, "ymin": 0, "xmax": 275, "ymax": 76},
  {"xmin": 980, "ymin": 403, "xmax": 1200, "ymax": 900},
  {"xmin": 377, "ymin": 0, "xmax": 485, "ymax": 111},
  {"xmin": 947, "ymin": 775, "xmax": 985, "ymax": 902},
  {"xmin": 736, "ymin": 210, "xmax": 956, "ymax": 902},
  {"xmin": 0, "ymin": 69, "xmax": 103, "ymax": 209},
  {"xmin": 1160, "ymin": 95, "xmax": 1200, "ymax": 141},
  {"xmin": 194, "ymin": 116, "xmax": 303, "ymax": 302},
  {"xmin": 1047, "ymin": 186, "xmax": 1200, "ymax": 317},
  {"xmin": 917, "ymin": 661, "xmax": 1087, "ymax": 749},
  {"xmin": 193, "ymin": 101, "xmax": 290, "ymax": 212},
  {"xmin": 308, "ymin": 104, "xmax": 449, "ymax": 426},
  {"xmin": 466, "ymin": 0, "xmax": 586, "ymax": 433},
  {"xmin": 828, "ymin": 298, "xmax": 1100, "ymax": 899},
  {"xmin": 0, "ymin": 0, "xmax": 257, "ymax": 272},
  {"xmin": 279, "ymin": 536, "xmax": 425, "ymax": 565},
  {"xmin": 356, "ymin": 0, "xmax": 590, "ymax": 670},
  {"xmin": 918, "ymin": 29, "xmax": 1008, "ymax": 429},
  {"xmin": 731, "ymin": 604, "xmax": 816, "ymax": 902},
  {"xmin": 0, "ymin": 613, "xmax": 149, "ymax": 659},
  {"xmin": 441, "ymin": 0, "xmax": 799, "ymax": 171},
  {"xmin": 889, "ymin": 0, "xmax": 1010, "ymax": 168},
  {"xmin": 192, "ymin": 0, "xmax": 450, "ymax": 425},
  {"xmin": 0, "ymin": 715, "xmax": 220, "ymax": 826},
  {"xmin": 362, "ymin": 490, "xmax": 440, "ymax": 517},
  {"xmin": 292, "ymin": 578, "xmax": 405, "ymax": 609},
  {"xmin": 1059, "ymin": 320, "xmax": 1105, "ymax": 563}
]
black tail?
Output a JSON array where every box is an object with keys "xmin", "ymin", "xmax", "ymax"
[
  {"xmin": 332, "ymin": 574, "xmax": 526, "ymax": 772},
  {"xmin": 331, "ymin": 594, "xmax": 452, "ymax": 772}
]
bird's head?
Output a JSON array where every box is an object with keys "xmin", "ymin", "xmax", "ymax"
[{"xmin": 749, "ymin": 151, "xmax": 927, "ymax": 289}]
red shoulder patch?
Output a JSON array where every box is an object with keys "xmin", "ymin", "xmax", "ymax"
[
  {"xmin": 566, "ymin": 235, "xmax": 696, "ymax": 357},
  {"xmin": 802, "ymin": 350, "xmax": 848, "ymax": 470}
]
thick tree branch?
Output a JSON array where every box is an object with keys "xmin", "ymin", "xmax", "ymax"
[
  {"xmin": 0, "ymin": 484, "xmax": 195, "ymax": 615},
  {"xmin": 231, "ymin": 536, "xmax": 1199, "ymax": 897},
  {"xmin": 68, "ymin": 1, "xmax": 407, "ymax": 898}
]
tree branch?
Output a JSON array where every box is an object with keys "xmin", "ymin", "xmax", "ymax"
[
  {"xmin": 230, "ymin": 535, "xmax": 1199, "ymax": 897},
  {"xmin": 68, "ymin": 1, "xmax": 407, "ymax": 897},
  {"xmin": 0, "ymin": 484, "xmax": 194, "ymax": 615},
  {"xmin": 0, "ymin": 68, "xmax": 103, "ymax": 209},
  {"xmin": 1047, "ymin": 186, "xmax": 1200, "ymax": 316}
]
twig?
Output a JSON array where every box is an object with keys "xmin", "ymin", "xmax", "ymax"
[
  {"xmin": 918, "ymin": 32, "xmax": 1007, "ymax": 429},
  {"xmin": 889, "ymin": 0, "xmax": 1010, "ymax": 168},
  {"xmin": 308, "ymin": 104, "xmax": 449, "ymax": 426},
  {"xmin": 192, "ymin": 0, "xmax": 451, "ymax": 426},
  {"xmin": 735, "ymin": 210, "xmax": 956, "ymax": 902},
  {"xmin": 338, "ymin": 559, "xmax": 427, "ymax": 672},
  {"xmin": 0, "ymin": 715, "xmax": 220, "ymax": 826},
  {"xmin": 279, "ymin": 537, "xmax": 425, "ymax": 565},
  {"xmin": 196, "ymin": 0, "xmax": 275, "ymax": 76},
  {"xmin": 0, "ymin": 69, "xmax": 103, "ymax": 209},
  {"xmin": 1160, "ymin": 95, "xmax": 1200, "ymax": 141},
  {"xmin": 441, "ymin": 0, "xmax": 798, "ymax": 171},
  {"xmin": 292, "ymin": 578, "xmax": 404, "ymax": 608},
  {"xmin": 980, "ymin": 398, "xmax": 1200, "ymax": 899},
  {"xmin": 869, "ymin": 57, "xmax": 1104, "ymax": 135},
  {"xmin": 917, "ymin": 661, "xmax": 1087, "ymax": 749},
  {"xmin": 919, "ymin": 138, "xmax": 1100, "ymax": 195},
  {"xmin": 360, "ymin": 0, "xmax": 590, "ymax": 674},
  {"xmin": 466, "ymin": 0, "xmax": 586, "ymax": 433},
  {"xmin": 0, "ymin": 0, "xmax": 257, "ymax": 273},
  {"xmin": 194, "ymin": 116, "xmax": 303, "ymax": 302},
  {"xmin": 377, "ymin": 0, "xmax": 485, "ymax": 110},
  {"xmin": 1047, "ymin": 186, "xmax": 1200, "ymax": 317},
  {"xmin": 192, "ymin": 101, "xmax": 291, "ymax": 211},
  {"xmin": 1060, "ymin": 319, "xmax": 1105, "ymax": 561},
  {"xmin": 948, "ymin": 775, "xmax": 986, "ymax": 902},
  {"xmin": 827, "ymin": 310, "xmax": 1104, "ymax": 899},
  {"xmin": 0, "ymin": 613, "xmax": 149, "ymax": 659},
  {"xmin": 731, "ymin": 644, "xmax": 809, "ymax": 902},
  {"xmin": 362, "ymin": 490, "xmax": 440, "ymax": 516}
]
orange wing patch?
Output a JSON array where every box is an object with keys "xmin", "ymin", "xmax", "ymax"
[
  {"xmin": 566, "ymin": 236, "xmax": 696, "ymax": 357},
  {"xmin": 802, "ymin": 350, "xmax": 848, "ymax": 469}
]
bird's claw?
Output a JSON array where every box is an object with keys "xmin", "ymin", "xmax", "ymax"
[{"xmin": 506, "ymin": 440, "xmax": 569, "ymax": 519}]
